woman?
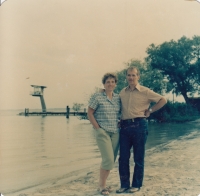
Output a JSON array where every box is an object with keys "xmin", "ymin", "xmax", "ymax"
[{"xmin": 88, "ymin": 73, "xmax": 121, "ymax": 195}]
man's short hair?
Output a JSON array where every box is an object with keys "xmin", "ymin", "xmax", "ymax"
[
  {"xmin": 126, "ymin": 66, "xmax": 140, "ymax": 76},
  {"xmin": 102, "ymin": 73, "xmax": 118, "ymax": 84}
]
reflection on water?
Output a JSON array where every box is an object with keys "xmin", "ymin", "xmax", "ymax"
[
  {"xmin": 0, "ymin": 111, "xmax": 199, "ymax": 195},
  {"xmin": 146, "ymin": 122, "xmax": 198, "ymax": 149},
  {"xmin": 0, "ymin": 115, "xmax": 100, "ymax": 195}
]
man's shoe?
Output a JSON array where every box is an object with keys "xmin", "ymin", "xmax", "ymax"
[
  {"xmin": 128, "ymin": 187, "xmax": 140, "ymax": 193},
  {"xmin": 116, "ymin": 187, "xmax": 129, "ymax": 194}
]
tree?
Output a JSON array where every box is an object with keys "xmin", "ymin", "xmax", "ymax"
[
  {"xmin": 72, "ymin": 103, "xmax": 84, "ymax": 112},
  {"xmin": 115, "ymin": 59, "xmax": 168, "ymax": 95},
  {"xmin": 146, "ymin": 35, "xmax": 200, "ymax": 104}
]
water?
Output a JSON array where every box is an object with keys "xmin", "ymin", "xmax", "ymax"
[
  {"xmin": 146, "ymin": 122, "xmax": 199, "ymax": 149},
  {"xmin": 0, "ymin": 110, "xmax": 199, "ymax": 195}
]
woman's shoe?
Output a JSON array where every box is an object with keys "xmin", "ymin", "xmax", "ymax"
[
  {"xmin": 99, "ymin": 189, "xmax": 109, "ymax": 195},
  {"xmin": 105, "ymin": 186, "xmax": 112, "ymax": 192},
  {"xmin": 98, "ymin": 186, "xmax": 112, "ymax": 193}
]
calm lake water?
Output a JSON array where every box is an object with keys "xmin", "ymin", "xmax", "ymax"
[{"xmin": 0, "ymin": 110, "xmax": 199, "ymax": 195}]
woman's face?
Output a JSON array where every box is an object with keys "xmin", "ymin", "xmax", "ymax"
[{"xmin": 103, "ymin": 77, "xmax": 116, "ymax": 91}]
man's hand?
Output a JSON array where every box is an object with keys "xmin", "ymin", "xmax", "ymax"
[
  {"xmin": 144, "ymin": 97, "xmax": 167, "ymax": 117},
  {"xmin": 144, "ymin": 109, "xmax": 151, "ymax": 117}
]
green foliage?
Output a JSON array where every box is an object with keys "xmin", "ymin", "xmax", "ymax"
[
  {"xmin": 72, "ymin": 103, "xmax": 84, "ymax": 112},
  {"xmin": 149, "ymin": 101, "xmax": 200, "ymax": 123},
  {"xmin": 146, "ymin": 35, "xmax": 200, "ymax": 104},
  {"xmin": 115, "ymin": 59, "xmax": 167, "ymax": 95}
]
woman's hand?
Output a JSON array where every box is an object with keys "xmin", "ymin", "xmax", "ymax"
[{"xmin": 88, "ymin": 107, "xmax": 101, "ymax": 129}]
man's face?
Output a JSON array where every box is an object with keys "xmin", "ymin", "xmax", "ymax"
[
  {"xmin": 103, "ymin": 77, "xmax": 116, "ymax": 91},
  {"xmin": 126, "ymin": 69, "xmax": 140, "ymax": 86}
]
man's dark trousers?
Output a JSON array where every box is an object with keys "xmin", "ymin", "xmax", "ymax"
[{"xmin": 118, "ymin": 118, "xmax": 148, "ymax": 188}]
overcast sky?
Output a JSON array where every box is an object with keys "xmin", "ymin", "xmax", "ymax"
[{"xmin": 0, "ymin": 0, "xmax": 200, "ymax": 110}]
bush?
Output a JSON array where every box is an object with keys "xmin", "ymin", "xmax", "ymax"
[{"xmin": 149, "ymin": 101, "xmax": 200, "ymax": 123}]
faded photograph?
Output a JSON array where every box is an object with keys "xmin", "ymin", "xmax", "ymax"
[{"xmin": 0, "ymin": 0, "xmax": 200, "ymax": 195}]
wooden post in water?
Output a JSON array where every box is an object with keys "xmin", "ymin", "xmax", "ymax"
[
  {"xmin": 66, "ymin": 106, "xmax": 70, "ymax": 118},
  {"xmin": 84, "ymin": 108, "xmax": 87, "ymax": 119},
  {"xmin": 25, "ymin": 108, "xmax": 29, "ymax": 116},
  {"xmin": 84, "ymin": 108, "xmax": 86, "ymax": 117}
]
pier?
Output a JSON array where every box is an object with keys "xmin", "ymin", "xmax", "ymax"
[
  {"xmin": 18, "ymin": 106, "xmax": 88, "ymax": 119},
  {"xmin": 19, "ymin": 85, "xmax": 88, "ymax": 119}
]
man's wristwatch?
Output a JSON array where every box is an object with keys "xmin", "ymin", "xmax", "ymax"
[{"xmin": 148, "ymin": 108, "xmax": 153, "ymax": 113}]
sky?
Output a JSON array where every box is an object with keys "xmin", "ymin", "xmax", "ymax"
[{"xmin": 0, "ymin": 0, "xmax": 200, "ymax": 110}]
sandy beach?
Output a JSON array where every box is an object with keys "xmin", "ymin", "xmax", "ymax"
[{"xmin": 17, "ymin": 129, "xmax": 200, "ymax": 196}]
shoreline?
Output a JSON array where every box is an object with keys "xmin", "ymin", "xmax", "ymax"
[{"xmin": 15, "ymin": 129, "xmax": 200, "ymax": 196}]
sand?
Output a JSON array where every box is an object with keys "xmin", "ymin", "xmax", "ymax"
[{"xmin": 17, "ymin": 130, "xmax": 200, "ymax": 196}]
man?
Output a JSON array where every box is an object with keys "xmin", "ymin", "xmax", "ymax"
[{"xmin": 116, "ymin": 67, "xmax": 167, "ymax": 194}]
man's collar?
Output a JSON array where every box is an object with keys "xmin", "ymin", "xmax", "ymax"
[{"xmin": 125, "ymin": 83, "xmax": 141, "ymax": 91}]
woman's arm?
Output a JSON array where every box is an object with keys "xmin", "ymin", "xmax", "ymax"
[{"xmin": 87, "ymin": 107, "xmax": 100, "ymax": 129}]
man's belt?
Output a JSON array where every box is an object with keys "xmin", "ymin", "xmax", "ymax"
[{"xmin": 121, "ymin": 118, "xmax": 145, "ymax": 123}]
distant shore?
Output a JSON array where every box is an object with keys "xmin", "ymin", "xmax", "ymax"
[{"xmin": 17, "ymin": 121, "xmax": 200, "ymax": 196}]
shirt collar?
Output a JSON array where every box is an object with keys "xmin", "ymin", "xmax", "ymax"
[
  {"xmin": 125, "ymin": 83, "xmax": 141, "ymax": 92},
  {"xmin": 103, "ymin": 91, "xmax": 117, "ymax": 97}
]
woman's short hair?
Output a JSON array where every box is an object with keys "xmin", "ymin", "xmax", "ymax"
[{"xmin": 102, "ymin": 73, "xmax": 118, "ymax": 84}]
